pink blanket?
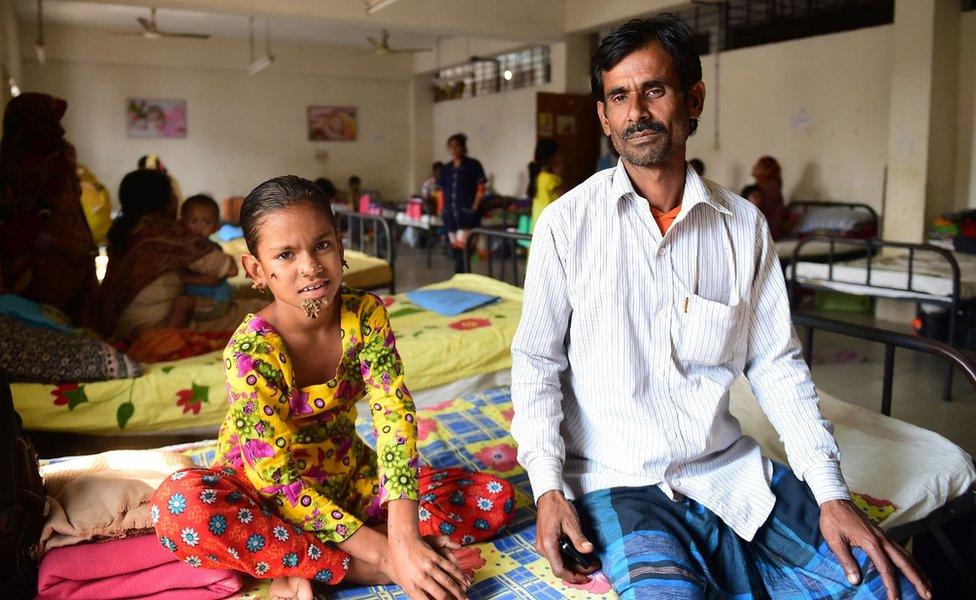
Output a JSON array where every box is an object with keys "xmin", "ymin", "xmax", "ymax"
[{"xmin": 36, "ymin": 533, "xmax": 243, "ymax": 600}]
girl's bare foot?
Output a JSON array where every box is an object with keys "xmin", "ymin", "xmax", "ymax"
[{"xmin": 270, "ymin": 576, "xmax": 312, "ymax": 600}]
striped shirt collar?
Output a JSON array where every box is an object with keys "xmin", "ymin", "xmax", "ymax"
[{"xmin": 608, "ymin": 158, "xmax": 732, "ymax": 218}]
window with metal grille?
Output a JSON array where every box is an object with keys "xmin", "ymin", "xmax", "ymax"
[
  {"xmin": 432, "ymin": 45, "xmax": 551, "ymax": 103},
  {"xmin": 668, "ymin": 0, "xmax": 895, "ymax": 55}
]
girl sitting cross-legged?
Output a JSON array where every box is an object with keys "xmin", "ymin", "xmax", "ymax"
[{"xmin": 152, "ymin": 175, "xmax": 514, "ymax": 600}]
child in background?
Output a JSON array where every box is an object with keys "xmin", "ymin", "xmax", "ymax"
[
  {"xmin": 172, "ymin": 194, "xmax": 236, "ymax": 326},
  {"xmin": 527, "ymin": 139, "xmax": 565, "ymax": 233}
]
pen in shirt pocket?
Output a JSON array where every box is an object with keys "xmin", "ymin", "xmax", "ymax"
[{"xmin": 683, "ymin": 297, "xmax": 689, "ymax": 313}]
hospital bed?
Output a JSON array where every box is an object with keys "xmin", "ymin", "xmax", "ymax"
[
  {"xmin": 788, "ymin": 236, "xmax": 976, "ymax": 401},
  {"xmin": 222, "ymin": 212, "xmax": 397, "ymax": 296},
  {"xmin": 775, "ymin": 200, "xmax": 879, "ymax": 266},
  {"xmin": 14, "ymin": 275, "xmax": 521, "ymax": 448}
]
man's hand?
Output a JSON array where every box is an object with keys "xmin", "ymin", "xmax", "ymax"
[
  {"xmin": 535, "ymin": 490, "xmax": 598, "ymax": 584},
  {"xmin": 819, "ymin": 499, "xmax": 931, "ymax": 600}
]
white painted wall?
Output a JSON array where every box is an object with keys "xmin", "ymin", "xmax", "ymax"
[
  {"xmin": 958, "ymin": 11, "xmax": 976, "ymax": 208},
  {"xmin": 429, "ymin": 42, "xmax": 568, "ymax": 198},
  {"xmin": 19, "ymin": 24, "xmax": 415, "ymax": 206},
  {"xmin": 687, "ymin": 25, "xmax": 893, "ymax": 210}
]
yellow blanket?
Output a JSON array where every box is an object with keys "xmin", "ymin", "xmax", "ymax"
[{"xmin": 12, "ymin": 275, "xmax": 522, "ymax": 434}]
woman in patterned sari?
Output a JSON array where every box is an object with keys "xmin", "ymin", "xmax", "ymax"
[{"xmin": 0, "ymin": 93, "xmax": 98, "ymax": 323}]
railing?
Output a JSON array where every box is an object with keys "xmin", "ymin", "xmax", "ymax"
[
  {"xmin": 789, "ymin": 236, "xmax": 962, "ymax": 401},
  {"xmin": 336, "ymin": 212, "xmax": 396, "ymax": 293},
  {"xmin": 463, "ymin": 228, "xmax": 532, "ymax": 287},
  {"xmin": 792, "ymin": 312, "xmax": 976, "ymax": 416}
]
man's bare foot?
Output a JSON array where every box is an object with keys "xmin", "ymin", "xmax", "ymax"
[{"xmin": 270, "ymin": 576, "xmax": 312, "ymax": 600}]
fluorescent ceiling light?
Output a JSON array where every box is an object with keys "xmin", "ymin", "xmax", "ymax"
[
  {"xmin": 248, "ymin": 54, "xmax": 274, "ymax": 74},
  {"xmin": 365, "ymin": 0, "xmax": 402, "ymax": 15}
]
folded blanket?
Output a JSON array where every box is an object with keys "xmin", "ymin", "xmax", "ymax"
[
  {"xmin": 36, "ymin": 533, "xmax": 243, "ymax": 600},
  {"xmin": 126, "ymin": 328, "xmax": 231, "ymax": 363},
  {"xmin": 405, "ymin": 287, "xmax": 500, "ymax": 316},
  {"xmin": 40, "ymin": 450, "xmax": 195, "ymax": 553}
]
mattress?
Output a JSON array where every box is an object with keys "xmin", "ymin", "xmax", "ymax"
[
  {"xmin": 730, "ymin": 377, "xmax": 975, "ymax": 528},
  {"xmin": 159, "ymin": 384, "xmax": 974, "ymax": 599},
  {"xmin": 11, "ymin": 274, "xmax": 522, "ymax": 435},
  {"xmin": 775, "ymin": 239, "xmax": 869, "ymax": 262},
  {"xmin": 789, "ymin": 251, "xmax": 976, "ymax": 301}
]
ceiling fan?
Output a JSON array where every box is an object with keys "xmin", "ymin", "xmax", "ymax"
[
  {"xmin": 366, "ymin": 30, "xmax": 431, "ymax": 55},
  {"xmin": 123, "ymin": 8, "xmax": 210, "ymax": 40}
]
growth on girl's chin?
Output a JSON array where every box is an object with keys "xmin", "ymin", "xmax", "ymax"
[{"xmin": 301, "ymin": 297, "xmax": 329, "ymax": 319}]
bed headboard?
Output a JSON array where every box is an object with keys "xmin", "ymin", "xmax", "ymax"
[{"xmin": 786, "ymin": 200, "xmax": 879, "ymax": 238}]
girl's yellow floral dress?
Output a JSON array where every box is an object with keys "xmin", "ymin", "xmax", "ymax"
[{"xmin": 151, "ymin": 289, "xmax": 514, "ymax": 585}]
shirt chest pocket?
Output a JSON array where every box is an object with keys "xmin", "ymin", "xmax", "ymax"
[{"xmin": 675, "ymin": 294, "xmax": 746, "ymax": 366}]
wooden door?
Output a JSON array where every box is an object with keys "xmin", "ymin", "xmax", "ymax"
[{"xmin": 536, "ymin": 92, "xmax": 602, "ymax": 190}]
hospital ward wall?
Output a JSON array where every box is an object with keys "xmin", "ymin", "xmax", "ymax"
[
  {"xmin": 428, "ymin": 42, "xmax": 570, "ymax": 199},
  {"xmin": 687, "ymin": 25, "xmax": 893, "ymax": 211},
  {"xmin": 19, "ymin": 24, "xmax": 416, "ymax": 206}
]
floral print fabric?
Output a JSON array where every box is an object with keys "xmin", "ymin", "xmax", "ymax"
[
  {"xmin": 152, "ymin": 465, "xmax": 514, "ymax": 583},
  {"xmin": 216, "ymin": 290, "xmax": 419, "ymax": 545}
]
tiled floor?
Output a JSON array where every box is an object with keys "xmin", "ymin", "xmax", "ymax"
[{"xmin": 393, "ymin": 240, "xmax": 976, "ymax": 455}]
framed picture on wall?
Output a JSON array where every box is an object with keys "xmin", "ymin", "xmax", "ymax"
[
  {"xmin": 126, "ymin": 98, "xmax": 187, "ymax": 139},
  {"xmin": 307, "ymin": 106, "xmax": 357, "ymax": 141}
]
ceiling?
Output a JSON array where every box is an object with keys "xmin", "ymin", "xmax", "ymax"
[{"xmin": 15, "ymin": 0, "xmax": 441, "ymax": 49}]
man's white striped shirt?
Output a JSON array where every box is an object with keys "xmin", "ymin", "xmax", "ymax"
[{"xmin": 510, "ymin": 161, "xmax": 850, "ymax": 541}]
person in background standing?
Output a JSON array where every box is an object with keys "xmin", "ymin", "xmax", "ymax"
[
  {"xmin": 348, "ymin": 175, "xmax": 362, "ymax": 212},
  {"xmin": 527, "ymin": 139, "xmax": 565, "ymax": 233},
  {"xmin": 438, "ymin": 133, "xmax": 486, "ymax": 272}
]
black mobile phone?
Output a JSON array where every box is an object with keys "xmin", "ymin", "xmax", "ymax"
[{"xmin": 558, "ymin": 536, "xmax": 601, "ymax": 572}]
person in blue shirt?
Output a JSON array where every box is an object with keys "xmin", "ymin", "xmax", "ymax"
[{"xmin": 438, "ymin": 133, "xmax": 486, "ymax": 272}]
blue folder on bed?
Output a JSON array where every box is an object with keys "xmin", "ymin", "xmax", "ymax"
[{"xmin": 405, "ymin": 288, "xmax": 500, "ymax": 317}]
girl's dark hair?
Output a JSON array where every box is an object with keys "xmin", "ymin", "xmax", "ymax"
[
  {"xmin": 527, "ymin": 138, "xmax": 559, "ymax": 198},
  {"xmin": 241, "ymin": 175, "xmax": 336, "ymax": 255},
  {"xmin": 447, "ymin": 133, "xmax": 467, "ymax": 151},
  {"xmin": 106, "ymin": 169, "xmax": 173, "ymax": 253},
  {"xmin": 590, "ymin": 14, "xmax": 702, "ymax": 134}
]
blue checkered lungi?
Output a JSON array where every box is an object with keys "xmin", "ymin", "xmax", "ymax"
[{"xmin": 574, "ymin": 462, "xmax": 920, "ymax": 599}]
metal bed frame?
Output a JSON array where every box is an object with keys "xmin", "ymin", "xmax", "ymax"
[
  {"xmin": 336, "ymin": 211, "xmax": 397, "ymax": 294},
  {"xmin": 778, "ymin": 201, "xmax": 879, "ymax": 267},
  {"xmin": 793, "ymin": 312, "xmax": 976, "ymax": 594},
  {"xmin": 789, "ymin": 236, "xmax": 964, "ymax": 402},
  {"xmin": 785, "ymin": 200, "xmax": 879, "ymax": 231},
  {"xmin": 462, "ymin": 228, "xmax": 532, "ymax": 286}
]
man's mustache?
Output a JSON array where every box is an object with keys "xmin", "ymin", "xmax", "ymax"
[{"xmin": 623, "ymin": 120, "xmax": 667, "ymax": 139}]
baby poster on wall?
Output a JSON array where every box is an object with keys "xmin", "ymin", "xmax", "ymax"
[
  {"xmin": 307, "ymin": 106, "xmax": 357, "ymax": 141},
  {"xmin": 126, "ymin": 98, "xmax": 187, "ymax": 138}
]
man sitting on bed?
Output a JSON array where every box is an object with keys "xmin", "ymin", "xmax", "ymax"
[{"xmin": 511, "ymin": 15, "xmax": 930, "ymax": 600}]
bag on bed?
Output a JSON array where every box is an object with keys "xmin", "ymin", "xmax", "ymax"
[{"xmin": 0, "ymin": 374, "xmax": 46, "ymax": 599}]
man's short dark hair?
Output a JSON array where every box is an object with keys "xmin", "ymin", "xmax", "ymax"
[
  {"xmin": 447, "ymin": 133, "xmax": 468, "ymax": 150},
  {"xmin": 590, "ymin": 14, "xmax": 703, "ymax": 104}
]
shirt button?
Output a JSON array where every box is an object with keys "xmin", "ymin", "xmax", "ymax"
[{"xmin": 657, "ymin": 246, "xmax": 667, "ymax": 257}]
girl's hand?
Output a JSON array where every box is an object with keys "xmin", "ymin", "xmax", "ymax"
[{"xmin": 388, "ymin": 535, "xmax": 471, "ymax": 600}]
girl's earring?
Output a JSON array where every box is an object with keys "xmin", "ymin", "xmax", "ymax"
[
  {"xmin": 251, "ymin": 281, "xmax": 267, "ymax": 295},
  {"xmin": 342, "ymin": 258, "xmax": 349, "ymax": 270}
]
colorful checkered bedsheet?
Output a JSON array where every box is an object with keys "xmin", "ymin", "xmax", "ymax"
[{"xmin": 177, "ymin": 387, "xmax": 616, "ymax": 600}]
